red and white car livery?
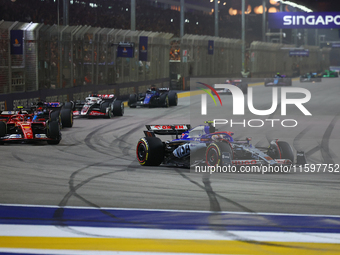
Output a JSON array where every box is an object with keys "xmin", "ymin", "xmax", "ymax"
[{"xmin": 73, "ymin": 94, "xmax": 124, "ymax": 118}]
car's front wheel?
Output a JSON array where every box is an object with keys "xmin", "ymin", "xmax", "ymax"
[
  {"xmin": 47, "ymin": 121, "xmax": 61, "ymax": 145},
  {"xmin": 205, "ymin": 142, "xmax": 233, "ymax": 167},
  {"xmin": 113, "ymin": 100, "xmax": 124, "ymax": 116}
]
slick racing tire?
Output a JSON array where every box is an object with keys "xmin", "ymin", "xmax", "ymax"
[
  {"xmin": 60, "ymin": 108, "xmax": 73, "ymax": 128},
  {"xmin": 168, "ymin": 91, "xmax": 178, "ymax": 106},
  {"xmin": 276, "ymin": 141, "xmax": 294, "ymax": 163},
  {"xmin": 0, "ymin": 121, "xmax": 6, "ymax": 145},
  {"xmin": 268, "ymin": 141, "xmax": 294, "ymax": 163},
  {"xmin": 47, "ymin": 121, "xmax": 61, "ymax": 145},
  {"xmin": 136, "ymin": 137, "xmax": 164, "ymax": 166},
  {"xmin": 100, "ymin": 101, "xmax": 110, "ymax": 113},
  {"xmin": 205, "ymin": 142, "xmax": 233, "ymax": 167},
  {"xmin": 0, "ymin": 121, "xmax": 6, "ymax": 137},
  {"xmin": 159, "ymin": 93, "xmax": 169, "ymax": 108},
  {"xmin": 113, "ymin": 100, "xmax": 124, "ymax": 116},
  {"xmin": 50, "ymin": 110, "xmax": 60, "ymax": 122},
  {"xmin": 63, "ymin": 102, "xmax": 74, "ymax": 110},
  {"xmin": 128, "ymin": 94, "xmax": 137, "ymax": 108}
]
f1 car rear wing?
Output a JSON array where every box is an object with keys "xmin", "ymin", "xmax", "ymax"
[
  {"xmin": 88, "ymin": 94, "xmax": 115, "ymax": 100},
  {"xmin": 0, "ymin": 106, "xmax": 29, "ymax": 117},
  {"xmin": 158, "ymin": 88, "xmax": 170, "ymax": 92},
  {"xmin": 144, "ymin": 125, "xmax": 191, "ymax": 138}
]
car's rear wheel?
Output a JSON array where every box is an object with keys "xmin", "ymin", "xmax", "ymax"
[
  {"xmin": 113, "ymin": 100, "xmax": 124, "ymax": 116},
  {"xmin": 168, "ymin": 91, "xmax": 178, "ymax": 106},
  {"xmin": 47, "ymin": 121, "xmax": 61, "ymax": 145},
  {"xmin": 136, "ymin": 137, "xmax": 164, "ymax": 166},
  {"xmin": 60, "ymin": 108, "xmax": 73, "ymax": 127},
  {"xmin": 205, "ymin": 142, "xmax": 233, "ymax": 167},
  {"xmin": 50, "ymin": 110, "xmax": 60, "ymax": 122},
  {"xmin": 128, "ymin": 94, "xmax": 137, "ymax": 108},
  {"xmin": 64, "ymin": 102, "xmax": 74, "ymax": 110}
]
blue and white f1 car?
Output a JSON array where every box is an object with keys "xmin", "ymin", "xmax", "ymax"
[
  {"xmin": 265, "ymin": 75, "xmax": 292, "ymax": 87},
  {"xmin": 128, "ymin": 88, "xmax": 178, "ymax": 108},
  {"xmin": 136, "ymin": 121, "xmax": 306, "ymax": 168}
]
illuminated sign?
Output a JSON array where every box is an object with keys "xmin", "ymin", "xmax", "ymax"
[{"xmin": 268, "ymin": 12, "xmax": 340, "ymax": 29}]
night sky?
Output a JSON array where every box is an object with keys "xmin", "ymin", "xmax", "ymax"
[{"xmin": 294, "ymin": 0, "xmax": 340, "ymax": 12}]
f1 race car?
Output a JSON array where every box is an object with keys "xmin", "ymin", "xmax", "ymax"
[
  {"xmin": 28, "ymin": 101, "xmax": 74, "ymax": 128},
  {"xmin": 264, "ymin": 74, "xmax": 292, "ymax": 87},
  {"xmin": 300, "ymin": 73, "xmax": 322, "ymax": 82},
  {"xmin": 0, "ymin": 107, "xmax": 61, "ymax": 145},
  {"xmin": 128, "ymin": 87, "xmax": 178, "ymax": 108},
  {"xmin": 73, "ymin": 94, "xmax": 124, "ymax": 118},
  {"xmin": 136, "ymin": 121, "xmax": 306, "ymax": 168},
  {"xmin": 322, "ymin": 69, "xmax": 339, "ymax": 78},
  {"xmin": 215, "ymin": 79, "xmax": 248, "ymax": 94}
]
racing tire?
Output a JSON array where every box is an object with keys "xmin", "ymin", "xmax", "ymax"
[
  {"xmin": 64, "ymin": 102, "xmax": 74, "ymax": 110},
  {"xmin": 268, "ymin": 141, "xmax": 294, "ymax": 163},
  {"xmin": 128, "ymin": 94, "xmax": 137, "ymax": 108},
  {"xmin": 50, "ymin": 110, "xmax": 60, "ymax": 122},
  {"xmin": 100, "ymin": 101, "xmax": 110, "ymax": 113},
  {"xmin": 168, "ymin": 91, "xmax": 178, "ymax": 106},
  {"xmin": 205, "ymin": 142, "xmax": 233, "ymax": 167},
  {"xmin": 113, "ymin": 100, "xmax": 124, "ymax": 116},
  {"xmin": 136, "ymin": 137, "xmax": 164, "ymax": 166},
  {"xmin": 0, "ymin": 121, "xmax": 6, "ymax": 145},
  {"xmin": 47, "ymin": 121, "xmax": 61, "ymax": 145},
  {"xmin": 159, "ymin": 93, "xmax": 169, "ymax": 108},
  {"xmin": 0, "ymin": 121, "xmax": 6, "ymax": 137},
  {"xmin": 60, "ymin": 108, "xmax": 73, "ymax": 128},
  {"xmin": 277, "ymin": 141, "xmax": 294, "ymax": 163}
]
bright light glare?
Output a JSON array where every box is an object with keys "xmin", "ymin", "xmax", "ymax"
[
  {"xmin": 270, "ymin": 0, "xmax": 279, "ymax": 6},
  {"xmin": 268, "ymin": 7, "xmax": 278, "ymax": 13},
  {"xmin": 275, "ymin": 0, "xmax": 312, "ymax": 12}
]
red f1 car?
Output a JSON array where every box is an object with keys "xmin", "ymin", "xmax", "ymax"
[{"xmin": 0, "ymin": 108, "xmax": 61, "ymax": 145}]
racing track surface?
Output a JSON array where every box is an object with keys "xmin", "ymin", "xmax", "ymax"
[{"xmin": 0, "ymin": 78, "xmax": 340, "ymax": 216}]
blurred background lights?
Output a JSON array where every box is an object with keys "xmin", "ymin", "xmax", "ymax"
[
  {"xmin": 270, "ymin": 0, "xmax": 280, "ymax": 6},
  {"xmin": 268, "ymin": 7, "xmax": 279, "ymax": 13}
]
